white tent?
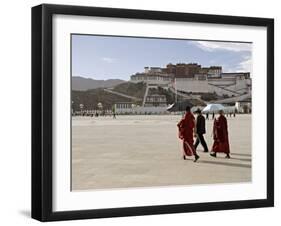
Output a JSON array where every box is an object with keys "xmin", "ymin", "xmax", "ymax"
[{"xmin": 202, "ymin": 104, "xmax": 225, "ymax": 113}]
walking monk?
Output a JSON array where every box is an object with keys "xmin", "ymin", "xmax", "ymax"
[
  {"xmin": 177, "ymin": 106, "xmax": 200, "ymax": 162},
  {"xmin": 210, "ymin": 110, "xmax": 231, "ymax": 158}
]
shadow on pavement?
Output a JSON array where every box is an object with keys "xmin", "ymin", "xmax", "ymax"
[
  {"xmin": 213, "ymin": 156, "xmax": 251, "ymax": 162},
  {"xmin": 199, "ymin": 160, "xmax": 251, "ymax": 168},
  {"xmin": 229, "ymin": 157, "xmax": 251, "ymax": 162},
  {"xmin": 231, "ymin": 152, "xmax": 252, "ymax": 157}
]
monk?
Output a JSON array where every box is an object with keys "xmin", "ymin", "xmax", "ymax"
[
  {"xmin": 210, "ymin": 110, "xmax": 231, "ymax": 158},
  {"xmin": 177, "ymin": 106, "xmax": 200, "ymax": 162}
]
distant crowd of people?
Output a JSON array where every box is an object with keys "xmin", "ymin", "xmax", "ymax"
[
  {"xmin": 205, "ymin": 111, "xmax": 235, "ymax": 120},
  {"xmin": 177, "ymin": 106, "xmax": 230, "ymax": 162}
]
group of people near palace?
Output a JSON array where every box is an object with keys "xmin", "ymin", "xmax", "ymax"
[{"xmin": 177, "ymin": 106, "xmax": 230, "ymax": 162}]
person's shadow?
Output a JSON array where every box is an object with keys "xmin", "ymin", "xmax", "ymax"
[
  {"xmin": 212, "ymin": 155, "xmax": 251, "ymax": 162},
  {"xmin": 229, "ymin": 157, "xmax": 251, "ymax": 162},
  {"xmin": 199, "ymin": 160, "xmax": 251, "ymax": 168},
  {"xmin": 231, "ymin": 152, "xmax": 252, "ymax": 157}
]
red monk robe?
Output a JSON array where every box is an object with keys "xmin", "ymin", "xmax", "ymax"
[
  {"xmin": 177, "ymin": 112, "xmax": 197, "ymax": 157},
  {"xmin": 211, "ymin": 114, "xmax": 230, "ymax": 154}
]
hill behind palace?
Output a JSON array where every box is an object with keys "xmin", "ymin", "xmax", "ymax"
[
  {"xmin": 72, "ymin": 76, "xmax": 125, "ymax": 91},
  {"xmin": 72, "ymin": 82, "xmax": 146, "ymax": 111}
]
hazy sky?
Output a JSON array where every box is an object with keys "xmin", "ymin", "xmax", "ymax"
[{"xmin": 72, "ymin": 34, "xmax": 252, "ymax": 81}]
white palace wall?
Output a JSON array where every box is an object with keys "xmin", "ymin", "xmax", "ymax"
[{"xmin": 175, "ymin": 78, "xmax": 250, "ymax": 96}]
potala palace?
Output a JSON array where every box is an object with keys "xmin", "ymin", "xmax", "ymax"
[
  {"xmin": 130, "ymin": 63, "xmax": 251, "ymax": 98},
  {"xmin": 109, "ymin": 62, "xmax": 249, "ymax": 114}
]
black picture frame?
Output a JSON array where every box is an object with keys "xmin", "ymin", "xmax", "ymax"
[{"xmin": 32, "ymin": 3, "xmax": 274, "ymax": 222}]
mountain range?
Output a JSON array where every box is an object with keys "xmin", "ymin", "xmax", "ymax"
[{"xmin": 72, "ymin": 76, "xmax": 125, "ymax": 91}]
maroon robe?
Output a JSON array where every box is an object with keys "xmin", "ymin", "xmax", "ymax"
[
  {"xmin": 211, "ymin": 115, "xmax": 230, "ymax": 154},
  {"xmin": 177, "ymin": 112, "xmax": 196, "ymax": 156}
]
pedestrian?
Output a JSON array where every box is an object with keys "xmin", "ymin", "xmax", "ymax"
[
  {"xmin": 210, "ymin": 110, "xmax": 230, "ymax": 158},
  {"xmin": 112, "ymin": 106, "xmax": 116, "ymax": 119},
  {"xmin": 177, "ymin": 106, "xmax": 200, "ymax": 162},
  {"xmin": 194, "ymin": 109, "xmax": 209, "ymax": 152}
]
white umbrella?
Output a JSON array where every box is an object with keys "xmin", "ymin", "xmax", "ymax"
[
  {"xmin": 202, "ymin": 104, "xmax": 225, "ymax": 113},
  {"xmin": 166, "ymin": 103, "xmax": 175, "ymax": 111}
]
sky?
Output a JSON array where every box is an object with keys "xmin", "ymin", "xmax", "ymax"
[{"xmin": 72, "ymin": 34, "xmax": 252, "ymax": 81}]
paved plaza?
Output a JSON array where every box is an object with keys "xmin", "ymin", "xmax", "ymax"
[{"xmin": 72, "ymin": 114, "xmax": 251, "ymax": 190}]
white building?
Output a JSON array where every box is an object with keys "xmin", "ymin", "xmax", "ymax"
[
  {"xmin": 114, "ymin": 102, "xmax": 168, "ymax": 114},
  {"xmin": 144, "ymin": 94, "xmax": 167, "ymax": 107}
]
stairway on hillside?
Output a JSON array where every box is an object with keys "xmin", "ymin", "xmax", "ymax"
[
  {"xmin": 103, "ymin": 88, "xmax": 142, "ymax": 101},
  {"xmin": 142, "ymin": 84, "xmax": 149, "ymax": 106}
]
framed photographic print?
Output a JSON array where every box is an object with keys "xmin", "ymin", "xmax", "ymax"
[{"xmin": 31, "ymin": 4, "xmax": 274, "ymax": 221}]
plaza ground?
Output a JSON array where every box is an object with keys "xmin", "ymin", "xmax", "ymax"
[{"xmin": 72, "ymin": 114, "xmax": 251, "ymax": 190}]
